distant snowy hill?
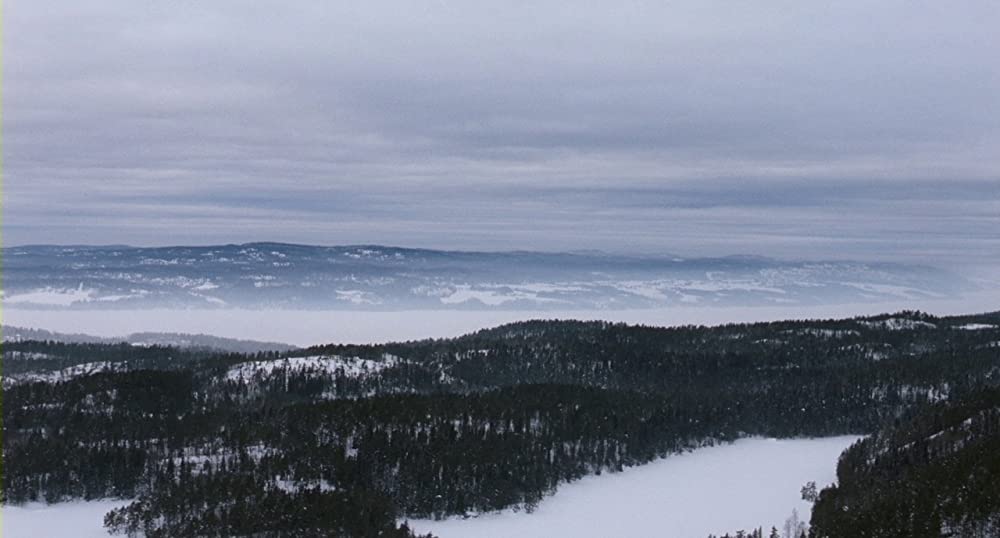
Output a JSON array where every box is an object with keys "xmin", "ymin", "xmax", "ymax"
[{"xmin": 1, "ymin": 243, "xmax": 972, "ymax": 310}]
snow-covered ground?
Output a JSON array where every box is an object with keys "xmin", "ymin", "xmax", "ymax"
[
  {"xmin": 6, "ymin": 291, "xmax": 999, "ymax": 347},
  {"xmin": 1, "ymin": 437, "xmax": 858, "ymax": 538},
  {"xmin": 2, "ymin": 500, "xmax": 131, "ymax": 538},
  {"xmin": 408, "ymin": 436, "xmax": 861, "ymax": 538}
]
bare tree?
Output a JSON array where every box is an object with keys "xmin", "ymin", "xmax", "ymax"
[{"xmin": 783, "ymin": 508, "xmax": 808, "ymax": 538}]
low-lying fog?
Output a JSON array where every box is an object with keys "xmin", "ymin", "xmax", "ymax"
[{"xmin": 7, "ymin": 293, "xmax": 1000, "ymax": 347}]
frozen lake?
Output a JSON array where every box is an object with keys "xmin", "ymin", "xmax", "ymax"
[
  {"xmin": 6, "ymin": 291, "xmax": 998, "ymax": 346},
  {"xmin": 409, "ymin": 436, "xmax": 861, "ymax": 538},
  {"xmin": 2, "ymin": 499, "xmax": 130, "ymax": 538},
  {"xmin": 2, "ymin": 437, "xmax": 859, "ymax": 538}
]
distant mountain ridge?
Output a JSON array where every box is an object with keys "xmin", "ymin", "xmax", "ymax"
[
  {"xmin": 1, "ymin": 243, "xmax": 972, "ymax": 310},
  {"xmin": 1, "ymin": 325, "xmax": 297, "ymax": 353}
]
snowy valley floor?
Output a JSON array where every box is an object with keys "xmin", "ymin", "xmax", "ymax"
[{"xmin": 1, "ymin": 437, "xmax": 859, "ymax": 538}]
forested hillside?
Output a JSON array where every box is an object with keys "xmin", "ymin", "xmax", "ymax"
[
  {"xmin": 2, "ymin": 310, "xmax": 999, "ymax": 537},
  {"xmin": 810, "ymin": 388, "xmax": 1000, "ymax": 537}
]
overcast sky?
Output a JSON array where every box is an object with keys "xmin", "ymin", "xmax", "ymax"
[{"xmin": 5, "ymin": 1, "xmax": 999, "ymax": 266}]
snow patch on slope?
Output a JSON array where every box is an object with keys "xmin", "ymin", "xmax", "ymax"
[
  {"xmin": 955, "ymin": 323, "xmax": 997, "ymax": 330},
  {"xmin": 9, "ymin": 361, "xmax": 120, "ymax": 385},
  {"xmin": 225, "ymin": 355, "xmax": 402, "ymax": 382},
  {"xmin": 859, "ymin": 318, "xmax": 937, "ymax": 330},
  {"xmin": 791, "ymin": 328, "xmax": 861, "ymax": 338},
  {"xmin": 3, "ymin": 286, "xmax": 96, "ymax": 306},
  {"xmin": 440, "ymin": 285, "xmax": 562, "ymax": 306}
]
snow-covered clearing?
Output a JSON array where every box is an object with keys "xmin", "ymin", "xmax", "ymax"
[
  {"xmin": 408, "ymin": 436, "xmax": 861, "ymax": 538},
  {"xmin": 2, "ymin": 437, "xmax": 858, "ymax": 538},
  {"xmin": 6, "ymin": 292, "xmax": 999, "ymax": 347}
]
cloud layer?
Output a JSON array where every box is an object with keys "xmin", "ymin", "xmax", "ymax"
[{"xmin": 6, "ymin": 1, "xmax": 999, "ymax": 266}]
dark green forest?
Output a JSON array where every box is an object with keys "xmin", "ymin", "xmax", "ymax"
[
  {"xmin": 810, "ymin": 387, "xmax": 1000, "ymax": 537},
  {"xmin": 3, "ymin": 310, "xmax": 999, "ymax": 537}
]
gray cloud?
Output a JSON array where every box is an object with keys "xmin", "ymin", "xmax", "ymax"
[{"xmin": 5, "ymin": 1, "xmax": 999, "ymax": 268}]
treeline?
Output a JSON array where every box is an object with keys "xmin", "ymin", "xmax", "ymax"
[{"xmin": 104, "ymin": 484, "xmax": 431, "ymax": 538}]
